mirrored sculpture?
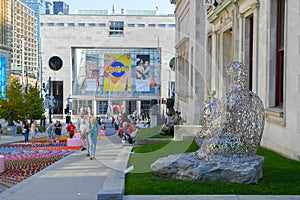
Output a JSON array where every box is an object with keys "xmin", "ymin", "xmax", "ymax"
[
  {"xmin": 151, "ymin": 61, "xmax": 266, "ymax": 184},
  {"xmin": 196, "ymin": 61, "xmax": 265, "ymax": 161}
]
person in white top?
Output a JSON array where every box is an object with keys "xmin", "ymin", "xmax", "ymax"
[
  {"xmin": 78, "ymin": 113, "xmax": 88, "ymax": 151},
  {"xmin": 30, "ymin": 120, "xmax": 37, "ymax": 145}
]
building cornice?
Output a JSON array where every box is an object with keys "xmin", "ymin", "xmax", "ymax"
[{"xmin": 207, "ymin": 0, "xmax": 233, "ymax": 23}]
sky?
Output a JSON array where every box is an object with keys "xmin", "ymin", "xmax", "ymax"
[{"xmin": 64, "ymin": 0, "xmax": 176, "ymax": 15}]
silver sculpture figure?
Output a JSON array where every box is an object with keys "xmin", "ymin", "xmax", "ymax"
[{"xmin": 196, "ymin": 61, "xmax": 265, "ymax": 161}]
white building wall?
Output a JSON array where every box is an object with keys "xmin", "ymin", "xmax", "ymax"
[
  {"xmin": 40, "ymin": 14, "xmax": 175, "ymax": 116},
  {"xmin": 172, "ymin": 0, "xmax": 206, "ymax": 125}
]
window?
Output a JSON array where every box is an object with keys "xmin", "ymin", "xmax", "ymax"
[
  {"xmin": 78, "ymin": 23, "xmax": 85, "ymax": 27},
  {"xmin": 47, "ymin": 23, "xmax": 54, "ymax": 26},
  {"xmin": 40, "ymin": 22, "xmax": 44, "ymax": 26},
  {"xmin": 138, "ymin": 24, "xmax": 145, "ymax": 28},
  {"xmin": 168, "ymin": 24, "xmax": 176, "ymax": 28},
  {"xmin": 158, "ymin": 24, "xmax": 166, "ymax": 28},
  {"xmin": 148, "ymin": 24, "xmax": 155, "ymax": 28},
  {"xmin": 68, "ymin": 23, "xmax": 75, "ymax": 27},
  {"xmin": 127, "ymin": 24, "xmax": 135, "ymax": 27},
  {"xmin": 99, "ymin": 23, "xmax": 106, "ymax": 27},
  {"xmin": 97, "ymin": 101, "xmax": 108, "ymax": 115},
  {"xmin": 88, "ymin": 23, "xmax": 96, "ymax": 27},
  {"xmin": 109, "ymin": 21, "xmax": 124, "ymax": 36},
  {"xmin": 275, "ymin": 0, "xmax": 285, "ymax": 107},
  {"xmin": 57, "ymin": 23, "xmax": 64, "ymax": 26}
]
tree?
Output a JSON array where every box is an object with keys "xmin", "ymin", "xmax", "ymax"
[
  {"xmin": 0, "ymin": 77, "xmax": 25, "ymax": 122},
  {"xmin": 24, "ymin": 84, "xmax": 44, "ymax": 121},
  {"xmin": 0, "ymin": 77, "xmax": 44, "ymax": 122}
]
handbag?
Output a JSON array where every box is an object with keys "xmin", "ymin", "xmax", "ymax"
[{"xmin": 22, "ymin": 128, "xmax": 27, "ymax": 135}]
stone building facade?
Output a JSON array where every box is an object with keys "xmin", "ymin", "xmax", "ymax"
[
  {"xmin": 172, "ymin": 0, "xmax": 300, "ymax": 160},
  {"xmin": 170, "ymin": 0, "xmax": 207, "ymax": 125},
  {"xmin": 40, "ymin": 14, "xmax": 175, "ymax": 118}
]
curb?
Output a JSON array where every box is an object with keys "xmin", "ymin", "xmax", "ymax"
[{"xmin": 97, "ymin": 145, "xmax": 132, "ymax": 200}]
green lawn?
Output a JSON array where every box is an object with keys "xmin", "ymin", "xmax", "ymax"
[
  {"xmin": 126, "ymin": 140, "xmax": 300, "ymax": 195},
  {"xmin": 136, "ymin": 125, "xmax": 174, "ymax": 138}
]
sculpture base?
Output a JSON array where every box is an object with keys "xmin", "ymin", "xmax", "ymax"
[
  {"xmin": 151, "ymin": 152, "xmax": 264, "ymax": 184},
  {"xmin": 5, "ymin": 126, "xmax": 17, "ymax": 135}
]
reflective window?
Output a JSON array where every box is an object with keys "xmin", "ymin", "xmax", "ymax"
[
  {"xmin": 109, "ymin": 21, "xmax": 124, "ymax": 36},
  {"xmin": 88, "ymin": 23, "xmax": 96, "ymax": 27}
]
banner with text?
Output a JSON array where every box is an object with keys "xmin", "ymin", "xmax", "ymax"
[{"xmin": 104, "ymin": 54, "xmax": 131, "ymax": 92}]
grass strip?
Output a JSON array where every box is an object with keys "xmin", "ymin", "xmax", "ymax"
[{"xmin": 126, "ymin": 141, "xmax": 300, "ymax": 195}]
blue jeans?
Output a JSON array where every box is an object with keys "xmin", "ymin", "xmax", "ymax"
[
  {"xmin": 24, "ymin": 133, "xmax": 29, "ymax": 143},
  {"xmin": 88, "ymin": 135, "xmax": 98, "ymax": 157}
]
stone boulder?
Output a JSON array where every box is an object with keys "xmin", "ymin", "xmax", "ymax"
[{"xmin": 151, "ymin": 152, "xmax": 264, "ymax": 184}]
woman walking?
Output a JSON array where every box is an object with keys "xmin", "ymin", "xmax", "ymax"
[
  {"xmin": 47, "ymin": 121, "xmax": 55, "ymax": 144},
  {"xmin": 30, "ymin": 120, "xmax": 37, "ymax": 145},
  {"xmin": 85, "ymin": 117, "xmax": 100, "ymax": 160}
]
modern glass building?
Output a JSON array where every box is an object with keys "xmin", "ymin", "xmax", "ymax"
[{"xmin": 53, "ymin": 1, "xmax": 69, "ymax": 14}]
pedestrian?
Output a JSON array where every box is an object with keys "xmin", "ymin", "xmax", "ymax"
[
  {"xmin": 47, "ymin": 121, "xmax": 55, "ymax": 144},
  {"xmin": 78, "ymin": 114, "xmax": 88, "ymax": 151},
  {"xmin": 54, "ymin": 120, "xmax": 62, "ymax": 143},
  {"xmin": 114, "ymin": 117, "xmax": 119, "ymax": 130},
  {"xmin": 111, "ymin": 115, "xmax": 115, "ymax": 127},
  {"xmin": 30, "ymin": 120, "xmax": 37, "ymax": 145},
  {"xmin": 22, "ymin": 119, "xmax": 30, "ymax": 144},
  {"xmin": 85, "ymin": 117, "xmax": 100, "ymax": 160},
  {"xmin": 66, "ymin": 121, "xmax": 76, "ymax": 138}
]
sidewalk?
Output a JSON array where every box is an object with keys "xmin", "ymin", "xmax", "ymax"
[{"xmin": 0, "ymin": 132, "xmax": 132, "ymax": 200}]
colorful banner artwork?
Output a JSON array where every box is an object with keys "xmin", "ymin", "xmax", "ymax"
[
  {"xmin": 104, "ymin": 54, "xmax": 131, "ymax": 92},
  {"xmin": 81, "ymin": 54, "xmax": 100, "ymax": 92},
  {"xmin": 135, "ymin": 55, "xmax": 151, "ymax": 92},
  {"xmin": 0, "ymin": 58, "xmax": 6, "ymax": 99}
]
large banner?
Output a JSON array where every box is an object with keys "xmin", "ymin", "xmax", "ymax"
[
  {"xmin": 0, "ymin": 58, "xmax": 6, "ymax": 99},
  {"xmin": 81, "ymin": 54, "xmax": 100, "ymax": 92},
  {"xmin": 104, "ymin": 54, "xmax": 131, "ymax": 92},
  {"xmin": 135, "ymin": 55, "xmax": 151, "ymax": 92}
]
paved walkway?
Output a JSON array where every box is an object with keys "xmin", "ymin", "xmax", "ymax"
[
  {"xmin": 0, "ymin": 130, "xmax": 131, "ymax": 200},
  {"xmin": 0, "ymin": 129, "xmax": 300, "ymax": 200}
]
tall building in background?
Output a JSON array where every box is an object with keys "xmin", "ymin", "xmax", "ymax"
[
  {"xmin": 20, "ymin": 0, "xmax": 47, "ymax": 81},
  {"xmin": 53, "ymin": 1, "xmax": 69, "ymax": 14},
  {"xmin": 0, "ymin": 0, "xmax": 13, "ymax": 98},
  {"xmin": 45, "ymin": 1, "xmax": 52, "ymax": 14},
  {"xmin": 11, "ymin": 0, "xmax": 38, "ymax": 84}
]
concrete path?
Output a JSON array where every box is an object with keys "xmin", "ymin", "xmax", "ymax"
[{"xmin": 0, "ymin": 131, "xmax": 131, "ymax": 200}]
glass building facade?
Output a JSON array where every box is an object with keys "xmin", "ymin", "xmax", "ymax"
[{"xmin": 72, "ymin": 48, "xmax": 161, "ymax": 116}]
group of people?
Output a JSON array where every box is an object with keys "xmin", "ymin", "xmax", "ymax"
[
  {"xmin": 22, "ymin": 113, "xmax": 137, "ymax": 159},
  {"xmin": 77, "ymin": 114, "xmax": 102, "ymax": 160},
  {"xmin": 22, "ymin": 119, "xmax": 39, "ymax": 145},
  {"xmin": 46, "ymin": 120, "xmax": 62, "ymax": 144}
]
